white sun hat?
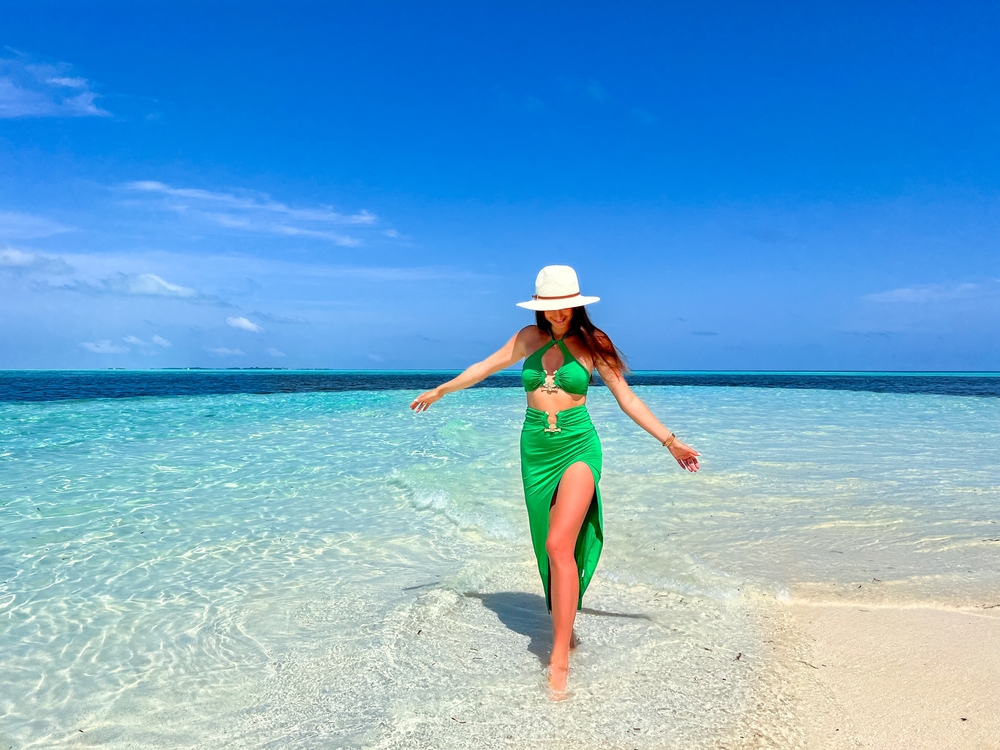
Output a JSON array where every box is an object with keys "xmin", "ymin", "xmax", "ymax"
[{"xmin": 516, "ymin": 265, "xmax": 601, "ymax": 311}]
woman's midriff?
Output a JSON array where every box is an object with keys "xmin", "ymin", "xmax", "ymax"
[{"xmin": 525, "ymin": 389, "xmax": 586, "ymax": 430}]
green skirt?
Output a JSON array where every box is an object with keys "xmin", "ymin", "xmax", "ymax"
[{"xmin": 519, "ymin": 405, "xmax": 604, "ymax": 611}]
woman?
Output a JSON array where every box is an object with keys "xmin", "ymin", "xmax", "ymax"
[{"xmin": 410, "ymin": 265, "xmax": 700, "ymax": 695}]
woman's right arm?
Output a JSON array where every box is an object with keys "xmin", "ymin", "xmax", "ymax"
[{"xmin": 410, "ymin": 328, "xmax": 530, "ymax": 412}]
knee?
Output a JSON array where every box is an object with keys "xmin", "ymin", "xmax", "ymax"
[{"xmin": 545, "ymin": 533, "xmax": 574, "ymax": 564}]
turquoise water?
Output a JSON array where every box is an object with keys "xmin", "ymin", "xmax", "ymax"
[{"xmin": 2, "ymin": 385, "xmax": 999, "ymax": 748}]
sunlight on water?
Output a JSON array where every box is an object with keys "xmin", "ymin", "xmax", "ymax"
[{"xmin": 1, "ymin": 386, "xmax": 998, "ymax": 748}]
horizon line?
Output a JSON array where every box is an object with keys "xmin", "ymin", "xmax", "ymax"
[{"xmin": 2, "ymin": 368, "xmax": 999, "ymax": 376}]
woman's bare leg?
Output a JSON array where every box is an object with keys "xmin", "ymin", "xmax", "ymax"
[{"xmin": 545, "ymin": 461, "xmax": 595, "ymax": 695}]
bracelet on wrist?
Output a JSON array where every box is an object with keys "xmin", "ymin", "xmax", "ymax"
[{"xmin": 662, "ymin": 433, "xmax": 676, "ymax": 448}]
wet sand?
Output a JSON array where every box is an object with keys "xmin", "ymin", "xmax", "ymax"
[{"xmin": 786, "ymin": 602, "xmax": 1000, "ymax": 749}]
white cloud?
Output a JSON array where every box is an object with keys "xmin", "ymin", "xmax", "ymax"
[
  {"xmin": 96, "ymin": 272, "xmax": 228, "ymax": 305},
  {"xmin": 205, "ymin": 347, "xmax": 245, "ymax": 356},
  {"xmin": 122, "ymin": 334, "xmax": 164, "ymax": 355},
  {"xmin": 865, "ymin": 282, "xmax": 982, "ymax": 304},
  {"xmin": 122, "ymin": 336, "xmax": 173, "ymax": 354},
  {"xmin": 0, "ymin": 211, "xmax": 72, "ymax": 240},
  {"xmin": 0, "ymin": 246, "xmax": 74, "ymax": 274},
  {"xmin": 122, "ymin": 180, "xmax": 377, "ymax": 246},
  {"xmin": 81, "ymin": 340, "xmax": 128, "ymax": 354},
  {"xmin": 204, "ymin": 213, "xmax": 361, "ymax": 246},
  {"xmin": 1, "ymin": 247, "xmax": 38, "ymax": 267},
  {"xmin": 107, "ymin": 272, "xmax": 197, "ymax": 298},
  {"xmin": 125, "ymin": 181, "xmax": 376, "ymax": 224},
  {"xmin": 9, "ymin": 260, "xmax": 231, "ymax": 306},
  {"xmin": 0, "ymin": 54, "xmax": 110, "ymax": 118},
  {"xmin": 47, "ymin": 76, "xmax": 87, "ymax": 88},
  {"xmin": 266, "ymin": 347, "xmax": 286, "ymax": 357},
  {"xmin": 226, "ymin": 316, "xmax": 263, "ymax": 333}
]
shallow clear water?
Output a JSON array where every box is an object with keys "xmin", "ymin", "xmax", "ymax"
[{"xmin": 2, "ymin": 384, "xmax": 998, "ymax": 748}]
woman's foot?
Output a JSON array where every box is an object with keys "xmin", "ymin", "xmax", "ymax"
[{"xmin": 547, "ymin": 650, "xmax": 570, "ymax": 698}]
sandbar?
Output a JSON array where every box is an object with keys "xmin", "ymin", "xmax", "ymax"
[{"xmin": 786, "ymin": 602, "xmax": 1000, "ymax": 749}]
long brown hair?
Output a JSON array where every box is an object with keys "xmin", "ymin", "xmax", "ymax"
[{"xmin": 535, "ymin": 307, "xmax": 628, "ymax": 378}]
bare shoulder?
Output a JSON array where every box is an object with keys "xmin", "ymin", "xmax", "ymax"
[
  {"xmin": 516, "ymin": 325, "xmax": 544, "ymax": 344},
  {"xmin": 516, "ymin": 325, "xmax": 546, "ymax": 358}
]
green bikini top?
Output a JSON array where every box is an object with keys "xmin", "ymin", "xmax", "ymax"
[{"xmin": 521, "ymin": 336, "xmax": 591, "ymax": 395}]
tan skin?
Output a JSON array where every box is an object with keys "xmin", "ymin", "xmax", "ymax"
[{"xmin": 410, "ymin": 307, "xmax": 700, "ymax": 696}]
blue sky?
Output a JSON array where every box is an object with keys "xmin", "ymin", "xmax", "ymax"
[{"xmin": 1, "ymin": 1, "xmax": 998, "ymax": 370}]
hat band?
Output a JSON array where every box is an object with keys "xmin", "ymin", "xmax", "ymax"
[{"xmin": 532, "ymin": 292, "xmax": 581, "ymax": 300}]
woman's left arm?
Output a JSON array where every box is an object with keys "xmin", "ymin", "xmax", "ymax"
[{"xmin": 595, "ymin": 360, "xmax": 700, "ymax": 472}]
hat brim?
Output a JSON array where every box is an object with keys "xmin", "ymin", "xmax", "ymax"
[{"xmin": 516, "ymin": 295, "xmax": 600, "ymax": 311}]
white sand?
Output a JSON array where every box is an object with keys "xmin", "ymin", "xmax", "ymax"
[{"xmin": 786, "ymin": 603, "xmax": 1000, "ymax": 749}]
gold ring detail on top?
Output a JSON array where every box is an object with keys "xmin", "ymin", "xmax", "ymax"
[{"xmin": 540, "ymin": 373, "xmax": 561, "ymax": 393}]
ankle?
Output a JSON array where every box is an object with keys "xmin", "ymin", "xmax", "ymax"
[{"xmin": 549, "ymin": 648, "xmax": 570, "ymax": 666}]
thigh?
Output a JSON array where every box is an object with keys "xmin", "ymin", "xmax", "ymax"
[{"xmin": 548, "ymin": 462, "xmax": 596, "ymax": 545}]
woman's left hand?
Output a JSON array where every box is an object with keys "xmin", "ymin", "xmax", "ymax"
[
  {"xmin": 668, "ymin": 440, "xmax": 700, "ymax": 472},
  {"xmin": 410, "ymin": 387, "xmax": 443, "ymax": 412}
]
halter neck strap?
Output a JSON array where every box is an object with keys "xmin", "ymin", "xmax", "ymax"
[{"xmin": 548, "ymin": 335, "xmax": 579, "ymax": 366}]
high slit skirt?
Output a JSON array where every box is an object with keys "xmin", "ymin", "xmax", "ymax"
[{"xmin": 519, "ymin": 404, "xmax": 604, "ymax": 611}]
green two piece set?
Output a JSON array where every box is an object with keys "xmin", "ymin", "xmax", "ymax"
[{"xmin": 520, "ymin": 335, "xmax": 604, "ymax": 611}]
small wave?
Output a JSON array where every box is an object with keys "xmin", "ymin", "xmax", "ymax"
[
  {"xmin": 396, "ymin": 475, "xmax": 524, "ymax": 545},
  {"xmin": 411, "ymin": 489, "xmax": 451, "ymax": 511}
]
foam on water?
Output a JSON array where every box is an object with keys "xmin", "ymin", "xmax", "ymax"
[{"xmin": 1, "ymin": 384, "xmax": 998, "ymax": 748}]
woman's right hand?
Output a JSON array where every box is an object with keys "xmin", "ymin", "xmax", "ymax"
[{"xmin": 410, "ymin": 387, "xmax": 443, "ymax": 412}]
